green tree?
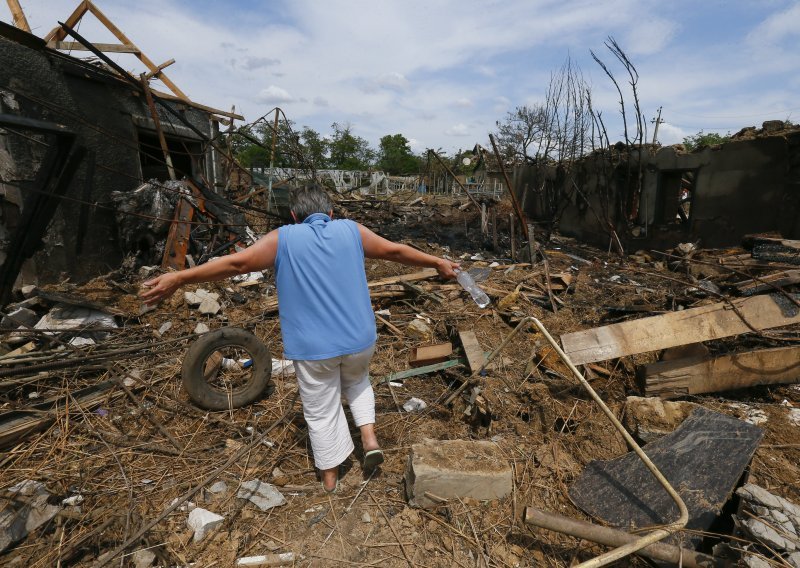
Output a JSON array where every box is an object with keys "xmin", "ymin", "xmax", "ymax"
[
  {"xmin": 377, "ymin": 134, "xmax": 420, "ymax": 174},
  {"xmin": 328, "ymin": 122, "xmax": 375, "ymax": 170},
  {"xmin": 299, "ymin": 126, "xmax": 329, "ymax": 169},
  {"xmin": 232, "ymin": 121, "xmax": 291, "ymax": 168},
  {"xmin": 236, "ymin": 143, "xmax": 270, "ymax": 168},
  {"xmin": 682, "ymin": 130, "xmax": 730, "ymax": 151}
]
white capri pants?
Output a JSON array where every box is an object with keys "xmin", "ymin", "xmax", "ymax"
[{"xmin": 293, "ymin": 344, "xmax": 376, "ymax": 470}]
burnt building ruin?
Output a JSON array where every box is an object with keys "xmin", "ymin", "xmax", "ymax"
[
  {"xmin": 0, "ymin": 21, "xmax": 238, "ymax": 302},
  {"xmin": 515, "ymin": 123, "xmax": 800, "ymax": 250}
]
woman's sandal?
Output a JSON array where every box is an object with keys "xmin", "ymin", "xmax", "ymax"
[{"xmin": 363, "ymin": 449, "xmax": 385, "ymax": 471}]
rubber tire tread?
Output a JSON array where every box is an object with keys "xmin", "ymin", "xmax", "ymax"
[{"xmin": 181, "ymin": 327, "xmax": 272, "ymax": 410}]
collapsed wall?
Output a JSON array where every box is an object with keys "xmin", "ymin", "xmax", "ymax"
[{"xmin": 515, "ymin": 126, "xmax": 800, "ymax": 250}]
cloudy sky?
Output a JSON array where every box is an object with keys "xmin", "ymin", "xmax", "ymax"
[{"xmin": 10, "ymin": 0, "xmax": 800, "ymax": 154}]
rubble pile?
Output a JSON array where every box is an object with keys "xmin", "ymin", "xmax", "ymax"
[{"xmin": 0, "ymin": 192, "xmax": 799, "ymax": 567}]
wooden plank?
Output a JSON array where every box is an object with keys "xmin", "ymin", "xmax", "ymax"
[
  {"xmin": 161, "ymin": 197, "xmax": 194, "ymax": 270},
  {"xmin": 367, "ymin": 268, "xmax": 437, "ymax": 288},
  {"xmin": 141, "ymin": 74, "xmax": 176, "ymax": 180},
  {"xmin": 44, "ymin": 0, "xmax": 89, "ymax": 43},
  {"xmin": 0, "ymin": 380, "xmax": 115, "ymax": 448},
  {"xmin": 53, "ymin": 41, "xmax": 140, "ymax": 53},
  {"xmin": 458, "ymin": 330, "xmax": 486, "ymax": 373},
  {"xmin": 735, "ymin": 269, "xmax": 800, "ymax": 295},
  {"xmin": 148, "ymin": 88, "xmax": 245, "ymax": 120},
  {"xmin": 640, "ymin": 345, "xmax": 800, "ymax": 399},
  {"xmin": 87, "ymin": 2, "xmax": 190, "ymax": 101},
  {"xmin": 35, "ymin": 290, "xmax": 124, "ymax": 316},
  {"xmin": 561, "ymin": 293, "xmax": 800, "ymax": 365},
  {"xmin": 144, "ymin": 58, "xmax": 175, "ymax": 80},
  {"xmin": 409, "ymin": 343, "xmax": 453, "ymax": 368},
  {"xmin": 0, "ymin": 342, "xmax": 35, "ymax": 360},
  {"xmin": 6, "ymin": 0, "xmax": 31, "ymax": 32}
]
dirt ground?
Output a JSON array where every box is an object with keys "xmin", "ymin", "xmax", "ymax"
[{"xmin": 1, "ymin": 191, "xmax": 799, "ymax": 567}]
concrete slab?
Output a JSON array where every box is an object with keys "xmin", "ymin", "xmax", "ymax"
[{"xmin": 405, "ymin": 438, "xmax": 512, "ymax": 509}]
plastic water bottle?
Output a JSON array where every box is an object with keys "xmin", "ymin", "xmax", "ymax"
[{"xmin": 455, "ymin": 269, "xmax": 491, "ymax": 308}]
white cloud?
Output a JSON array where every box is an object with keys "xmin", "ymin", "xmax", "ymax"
[
  {"xmin": 445, "ymin": 123, "xmax": 470, "ymax": 137},
  {"xmin": 622, "ymin": 17, "xmax": 677, "ymax": 55},
  {"xmin": 747, "ymin": 3, "xmax": 800, "ymax": 45},
  {"xmin": 257, "ymin": 85, "xmax": 296, "ymax": 104},
  {"xmin": 362, "ymin": 72, "xmax": 410, "ymax": 93},
  {"xmin": 13, "ymin": 0, "xmax": 800, "ymax": 155},
  {"xmin": 655, "ymin": 122, "xmax": 688, "ymax": 146}
]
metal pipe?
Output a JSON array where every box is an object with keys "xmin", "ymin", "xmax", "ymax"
[
  {"xmin": 523, "ymin": 507, "xmax": 722, "ymax": 568},
  {"xmin": 528, "ymin": 316, "xmax": 689, "ymax": 568}
]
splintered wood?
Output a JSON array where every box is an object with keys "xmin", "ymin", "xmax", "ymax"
[
  {"xmin": 640, "ymin": 345, "xmax": 800, "ymax": 398},
  {"xmin": 560, "ymin": 294, "xmax": 800, "ymax": 365}
]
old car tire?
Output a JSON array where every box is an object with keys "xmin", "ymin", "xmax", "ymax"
[{"xmin": 181, "ymin": 327, "xmax": 273, "ymax": 410}]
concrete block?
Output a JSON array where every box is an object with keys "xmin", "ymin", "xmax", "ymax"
[
  {"xmin": 187, "ymin": 507, "xmax": 224, "ymax": 542},
  {"xmin": 1, "ymin": 307, "xmax": 37, "ymax": 330},
  {"xmin": 405, "ymin": 438, "xmax": 512, "ymax": 508}
]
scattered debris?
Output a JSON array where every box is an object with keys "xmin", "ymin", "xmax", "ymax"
[
  {"xmin": 0, "ymin": 480, "xmax": 60, "ymax": 552},
  {"xmin": 402, "ymin": 397, "xmax": 427, "ymax": 412},
  {"xmin": 236, "ymin": 552, "xmax": 296, "ymax": 566},
  {"xmin": 1, "ymin": 170, "xmax": 799, "ymax": 566},
  {"xmin": 736, "ymin": 484, "xmax": 800, "ymax": 565},
  {"xmin": 187, "ymin": 507, "xmax": 224, "ymax": 542},
  {"xmin": 237, "ymin": 480, "xmax": 287, "ymax": 512}
]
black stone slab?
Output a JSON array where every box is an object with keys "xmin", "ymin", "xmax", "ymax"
[{"xmin": 569, "ymin": 407, "xmax": 763, "ymax": 548}]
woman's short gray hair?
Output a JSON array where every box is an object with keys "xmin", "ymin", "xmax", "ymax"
[{"xmin": 288, "ymin": 183, "xmax": 333, "ymax": 222}]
